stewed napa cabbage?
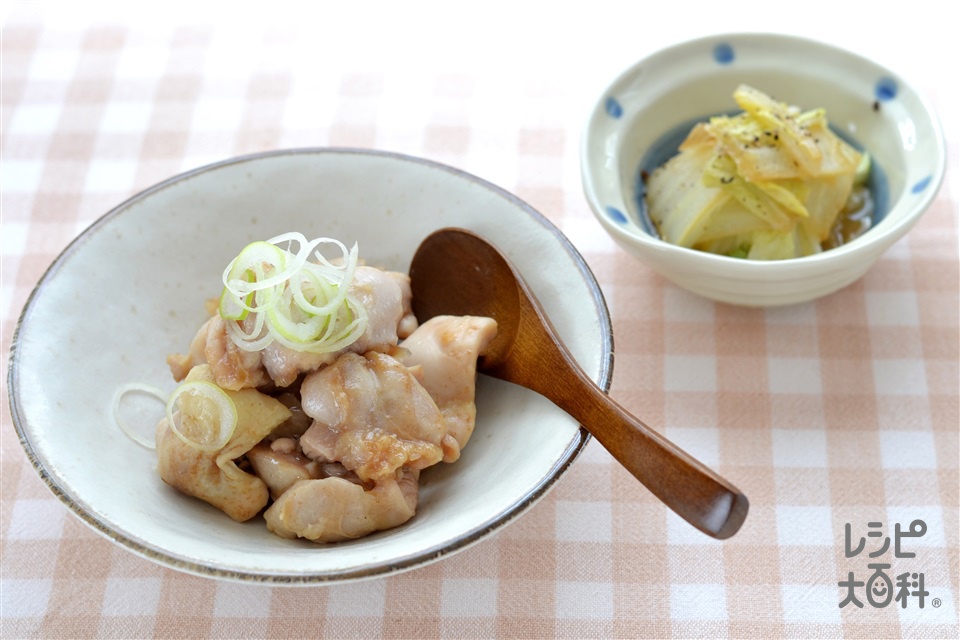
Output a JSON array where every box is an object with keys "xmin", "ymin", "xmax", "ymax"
[{"xmin": 646, "ymin": 85, "xmax": 871, "ymax": 260}]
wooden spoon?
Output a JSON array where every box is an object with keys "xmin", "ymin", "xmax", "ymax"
[{"xmin": 409, "ymin": 228, "xmax": 748, "ymax": 539}]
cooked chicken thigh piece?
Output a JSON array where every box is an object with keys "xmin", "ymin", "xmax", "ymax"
[
  {"xmin": 352, "ymin": 267, "xmax": 418, "ymax": 345},
  {"xmin": 166, "ymin": 319, "xmax": 208, "ymax": 382},
  {"xmin": 168, "ymin": 267, "xmax": 417, "ymax": 390},
  {"xmin": 155, "ymin": 365, "xmax": 291, "ymax": 521},
  {"xmin": 264, "ymin": 467, "xmax": 420, "ymax": 542},
  {"xmin": 246, "ymin": 440, "xmax": 323, "ymax": 500},
  {"xmin": 203, "ymin": 316, "xmax": 272, "ymax": 390},
  {"xmin": 167, "ymin": 316, "xmax": 270, "ymax": 390},
  {"xmin": 298, "ymin": 351, "xmax": 452, "ymax": 481},
  {"xmin": 260, "ymin": 267, "xmax": 418, "ymax": 387},
  {"xmin": 399, "ymin": 316, "xmax": 497, "ymax": 458},
  {"xmin": 265, "ymin": 391, "xmax": 314, "ymax": 439},
  {"xmin": 387, "ymin": 270, "xmax": 418, "ymax": 339}
]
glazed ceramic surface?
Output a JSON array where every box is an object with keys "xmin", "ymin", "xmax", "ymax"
[
  {"xmin": 9, "ymin": 148, "xmax": 613, "ymax": 584},
  {"xmin": 581, "ymin": 33, "xmax": 945, "ymax": 306}
]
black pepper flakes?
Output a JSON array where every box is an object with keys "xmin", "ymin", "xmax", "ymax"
[{"xmin": 873, "ymin": 100, "xmax": 881, "ymax": 112}]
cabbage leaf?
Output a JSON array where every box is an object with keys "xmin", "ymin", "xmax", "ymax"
[{"xmin": 646, "ymin": 85, "xmax": 865, "ymax": 260}]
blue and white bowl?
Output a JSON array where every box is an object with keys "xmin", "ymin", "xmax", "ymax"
[{"xmin": 580, "ymin": 33, "xmax": 945, "ymax": 307}]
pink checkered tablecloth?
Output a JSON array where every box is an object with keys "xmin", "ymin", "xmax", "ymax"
[{"xmin": 2, "ymin": 2, "xmax": 957, "ymax": 639}]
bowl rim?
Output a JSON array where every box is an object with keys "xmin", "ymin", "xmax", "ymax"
[
  {"xmin": 7, "ymin": 146, "xmax": 615, "ymax": 584},
  {"xmin": 580, "ymin": 31, "xmax": 947, "ymax": 273}
]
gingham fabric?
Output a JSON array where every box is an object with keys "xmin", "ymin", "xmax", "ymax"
[{"xmin": 2, "ymin": 3, "xmax": 957, "ymax": 639}]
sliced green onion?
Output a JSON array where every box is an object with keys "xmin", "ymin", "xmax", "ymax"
[
  {"xmin": 268, "ymin": 297, "xmax": 368, "ymax": 354},
  {"xmin": 219, "ymin": 268, "xmax": 258, "ymax": 320},
  {"xmin": 267, "ymin": 299, "xmax": 326, "ymax": 343},
  {"xmin": 217, "ymin": 233, "xmax": 368, "ymax": 354},
  {"xmin": 290, "ymin": 264, "xmax": 348, "ymax": 317},
  {"xmin": 225, "ymin": 313, "xmax": 274, "ymax": 352},
  {"xmin": 165, "ymin": 380, "xmax": 238, "ymax": 452},
  {"xmin": 112, "ymin": 383, "xmax": 167, "ymax": 450},
  {"xmin": 223, "ymin": 241, "xmax": 292, "ymax": 295},
  {"xmin": 220, "ymin": 241, "xmax": 289, "ymax": 316}
]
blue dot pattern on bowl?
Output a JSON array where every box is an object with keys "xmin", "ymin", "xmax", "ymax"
[
  {"xmin": 713, "ymin": 43, "xmax": 735, "ymax": 64},
  {"xmin": 611, "ymin": 40, "xmax": 911, "ymax": 241},
  {"xmin": 605, "ymin": 97, "xmax": 623, "ymax": 118},
  {"xmin": 875, "ymin": 77, "xmax": 898, "ymax": 101},
  {"xmin": 605, "ymin": 206, "xmax": 628, "ymax": 224},
  {"xmin": 912, "ymin": 176, "xmax": 932, "ymax": 193}
]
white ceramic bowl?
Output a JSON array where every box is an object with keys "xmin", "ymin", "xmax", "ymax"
[
  {"xmin": 8, "ymin": 148, "xmax": 613, "ymax": 584},
  {"xmin": 581, "ymin": 33, "xmax": 946, "ymax": 307}
]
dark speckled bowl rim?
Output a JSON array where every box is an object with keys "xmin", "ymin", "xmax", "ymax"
[{"xmin": 7, "ymin": 147, "xmax": 615, "ymax": 585}]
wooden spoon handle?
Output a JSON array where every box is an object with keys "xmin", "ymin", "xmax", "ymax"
[
  {"xmin": 489, "ymin": 305, "xmax": 748, "ymax": 538},
  {"xmin": 413, "ymin": 227, "xmax": 749, "ymax": 538},
  {"xmin": 559, "ymin": 367, "xmax": 748, "ymax": 539}
]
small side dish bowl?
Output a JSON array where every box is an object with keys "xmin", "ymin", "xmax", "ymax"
[
  {"xmin": 581, "ymin": 33, "xmax": 946, "ymax": 307},
  {"xmin": 8, "ymin": 148, "xmax": 613, "ymax": 584}
]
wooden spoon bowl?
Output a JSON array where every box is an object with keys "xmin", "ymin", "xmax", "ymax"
[{"xmin": 409, "ymin": 228, "xmax": 748, "ymax": 539}]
